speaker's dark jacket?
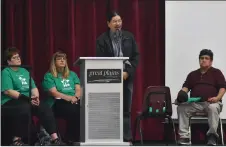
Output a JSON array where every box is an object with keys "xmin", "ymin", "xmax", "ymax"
[{"xmin": 96, "ymin": 30, "xmax": 140, "ymax": 79}]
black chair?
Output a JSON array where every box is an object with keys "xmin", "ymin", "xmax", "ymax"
[
  {"xmin": 1, "ymin": 65, "xmax": 32, "ymax": 145},
  {"xmin": 133, "ymin": 86, "xmax": 177, "ymax": 145}
]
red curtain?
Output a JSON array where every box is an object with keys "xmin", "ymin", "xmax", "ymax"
[{"xmin": 2, "ymin": 0, "xmax": 165, "ymax": 141}]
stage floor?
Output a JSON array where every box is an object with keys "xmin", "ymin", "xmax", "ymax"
[{"xmin": 133, "ymin": 140, "xmax": 225, "ymax": 146}]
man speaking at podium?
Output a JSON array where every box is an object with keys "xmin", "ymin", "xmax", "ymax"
[{"xmin": 96, "ymin": 11, "xmax": 140, "ymax": 143}]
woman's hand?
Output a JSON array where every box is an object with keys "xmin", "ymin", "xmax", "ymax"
[
  {"xmin": 31, "ymin": 95, "xmax": 40, "ymax": 106},
  {"xmin": 70, "ymin": 96, "xmax": 78, "ymax": 104}
]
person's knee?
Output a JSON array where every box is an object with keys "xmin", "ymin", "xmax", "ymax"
[
  {"xmin": 38, "ymin": 103, "xmax": 54, "ymax": 117},
  {"xmin": 65, "ymin": 104, "xmax": 80, "ymax": 117},
  {"xmin": 17, "ymin": 103, "xmax": 30, "ymax": 116},
  {"xmin": 177, "ymin": 105, "xmax": 186, "ymax": 113},
  {"xmin": 207, "ymin": 104, "xmax": 220, "ymax": 114}
]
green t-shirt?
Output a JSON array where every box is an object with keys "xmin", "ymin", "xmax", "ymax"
[
  {"xmin": 42, "ymin": 71, "xmax": 80, "ymax": 107},
  {"xmin": 1, "ymin": 67, "xmax": 36, "ymax": 105}
]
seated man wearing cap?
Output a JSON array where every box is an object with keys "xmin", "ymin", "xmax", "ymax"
[{"xmin": 176, "ymin": 49, "xmax": 226, "ymax": 146}]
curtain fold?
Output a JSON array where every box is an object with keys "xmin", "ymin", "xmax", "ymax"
[{"xmin": 1, "ymin": 0, "xmax": 169, "ymax": 141}]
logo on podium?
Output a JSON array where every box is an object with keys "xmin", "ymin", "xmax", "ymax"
[{"xmin": 87, "ymin": 69, "xmax": 121, "ymax": 83}]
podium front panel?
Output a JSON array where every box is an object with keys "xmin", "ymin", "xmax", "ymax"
[
  {"xmin": 83, "ymin": 59, "xmax": 124, "ymax": 143},
  {"xmin": 88, "ymin": 93, "xmax": 120, "ymax": 139}
]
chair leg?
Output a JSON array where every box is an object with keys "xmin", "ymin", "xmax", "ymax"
[
  {"xmin": 187, "ymin": 117, "xmax": 192, "ymax": 146},
  {"xmin": 219, "ymin": 118, "xmax": 224, "ymax": 146},
  {"xmin": 138, "ymin": 118, "xmax": 143, "ymax": 145},
  {"xmin": 167, "ymin": 116, "xmax": 177, "ymax": 145},
  {"xmin": 163, "ymin": 119, "xmax": 168, "ymax": 146},
  {"xmin": 27, "ymin": 106, "xmax": 32, "ymax": 145},
  {"xmin": 189, "ymin": 117, "xmax": 192, "ymax": 142}
]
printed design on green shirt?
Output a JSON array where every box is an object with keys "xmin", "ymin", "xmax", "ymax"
[
  {"xmin": 17, "ymin": 75, "xmax": 29, "ymax": 90},
  {"xmin": 61, "ymin": 79, "xmax": 72, "ymax": 90}
]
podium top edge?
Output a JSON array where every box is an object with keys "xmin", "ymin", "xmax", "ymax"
[
  {"xmin": 78, "ymin": 57, "xmax": 129, "ymax": 60},
  {"xmin": 73, "ymin": 57, "xmax": 129, "ymax": 66}
]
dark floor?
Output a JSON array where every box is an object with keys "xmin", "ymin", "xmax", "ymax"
[
  {"xmin": 132, "ymin": 140, "xmax": 225, "ymax": 146},
  {"xmin": 133, "ymin": 141, "xmax": 222, "ymax": 146},
  {"xmin": 2, "ymin": 122, "xmax": 225, "ymax": 146},
  {"xmin": 1, "ymin": 139, "xmax": 225, "ymax": 146}
]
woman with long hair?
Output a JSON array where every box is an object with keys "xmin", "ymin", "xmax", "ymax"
[{"xmin": 42, "ymin": 51, "xmax": 81, "ymax": 145}]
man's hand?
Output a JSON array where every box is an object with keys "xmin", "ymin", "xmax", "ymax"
[
  {"xmin": 207, "ymin": 97, "xmax": 220, "ymax": 103},
  {"xmin": 123, "ymin": 72, "xmax": 129, "ymax": 80},
  {"xmin": 31, "ymin": 95, "xmax": 40, "ymax": 106}
]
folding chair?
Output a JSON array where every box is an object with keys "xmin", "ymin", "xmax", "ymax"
[
  {"xmin": 189, "ymin": 112, "xmax": 224, "ymax": 146},
  {"xmin": 133, "ymin": 86, "xmax": 177, "ymax": 145}
]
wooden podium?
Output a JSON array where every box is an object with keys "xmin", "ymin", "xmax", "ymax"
[{"xmin": 74, "ymin": 57, "xmax": 130, "ymax": 146}]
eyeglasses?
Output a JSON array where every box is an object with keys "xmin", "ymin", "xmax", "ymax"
[{"xmin": 11, "ymin": 55, "xmax": 21, "ymax": 60}]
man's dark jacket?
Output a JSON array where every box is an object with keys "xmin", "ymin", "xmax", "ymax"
[{"xmin": 96, "ymin": 30, "xmax": 140, "ymax": 79}]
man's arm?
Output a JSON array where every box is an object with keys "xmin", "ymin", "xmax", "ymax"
[
  {"xmin": 216, "ymin": 88, "xmax": 226, "ymax": 100},
  {"xmin": 208, "ymin": 69, "xmax": 226, "ymax": 103},
  {"xmin": 216, "ymin": 69, "xmax": 226, "ymax": 100},
  {"xmin": 180, "ymin": 72, "xmax": 192, "ymax": 93},
  {"xmin": 124, "ymin": 35, "xmax": 140, "ymax": 78},
  {"xmin": 175, "ymin": 73, "xmax": 191, "ymax": 103},
  {"xmin": 208, "ymin": 88, "xmax": 226, "ymax": 103},
  {"xmin": 96, "ymin": 39, "xmax": 105, "ymax": 57}
]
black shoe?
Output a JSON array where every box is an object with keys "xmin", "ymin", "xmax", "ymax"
[
  {"xmin": 51, "ymin": 138, "xmax": 66, "ymax": 146},
  {"xmin": 207, "ymin": 134, "xmax": 217, "ymax": 146},
  {"xmin": 37, "ymin": 132, "xmax": 52, "ymax": 146},
  {"xmin": 178, "ymin": 138, "xmax": 191, "ymax": 146},
  {"xmin": 11, "ymin": 139, "xmax": 27, "ymax": 146}
]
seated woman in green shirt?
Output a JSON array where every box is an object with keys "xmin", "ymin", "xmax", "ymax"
[
  {"xmin": 1, "ymin": 47, "xmax": 64, "ymax": 146},
  {"xmin": 42, "ymin": 51, "xmax": 81, "ymax": 145}
]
